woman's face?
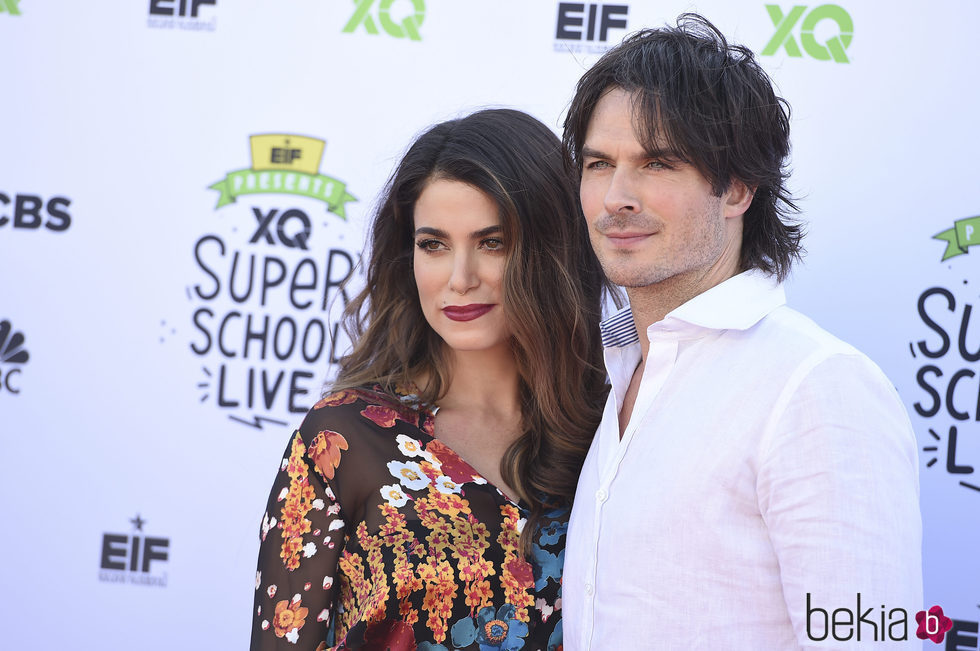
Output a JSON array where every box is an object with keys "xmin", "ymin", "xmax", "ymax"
[{"xmin": 412, "ymin": 178, "xmax": 511, "ymax": 355}]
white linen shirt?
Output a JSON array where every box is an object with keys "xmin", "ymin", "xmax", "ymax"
[{"xmin": 564, "ymin": 270, "xmax": 922, "ymax": 650}]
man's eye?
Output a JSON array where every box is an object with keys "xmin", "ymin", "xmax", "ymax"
[{"xmin": 585, "ymin": 160, "xmax": 610, "ymax": 170}]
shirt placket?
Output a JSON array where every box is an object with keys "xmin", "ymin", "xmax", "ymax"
[{"xmin": 581, "ymin": 334, "xmax": 679, "ymax": 650}]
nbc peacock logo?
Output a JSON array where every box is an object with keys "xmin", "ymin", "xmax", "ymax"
[{"xmin": 0, "ymin": 319, "xmax": 29, "ymax": 395}]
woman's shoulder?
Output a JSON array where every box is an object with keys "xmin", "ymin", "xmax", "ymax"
[{"xmin": 297, "ymin": 384, "xmax": 434, "ymax": 460}]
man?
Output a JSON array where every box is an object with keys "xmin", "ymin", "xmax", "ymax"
[{"xmin": 561, "ymin": 14, "xmax": 922, "ymax": 650}]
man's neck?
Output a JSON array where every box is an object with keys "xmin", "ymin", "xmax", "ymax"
[{"xmin": 627, "ymin": 266, "xmax": 740, "ymax": 363}]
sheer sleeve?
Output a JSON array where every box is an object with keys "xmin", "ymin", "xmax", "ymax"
[{"xmin": 250, "ymin": 421, "xmax": 349, "ymax": 650}]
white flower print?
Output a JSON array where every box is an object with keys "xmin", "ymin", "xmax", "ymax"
[
  {"xmin": 387, "ymin": 460, "xmax": 430, "ymax": 491},
  {"xmin": 285, "ymin": 628, "xmax": 299, "ymax": 644},
  {"xmin": 434, "ymin": 475, "xmax": 463, "ymax": 495},
  {"xmin": 396, "ymin": 434, "xmax": 434, "ymax": 462},
  {"xmin": 380, "ymin": 483, "xmax": 409, "ymax": 507},
  {"xmin": 303, "ymin": 542, "xmax": 317, "ymax": 558}
]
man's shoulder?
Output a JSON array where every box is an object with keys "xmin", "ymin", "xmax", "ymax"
[{"xmin": 750, "ymin": 304, "xmax": 862, "ymax": 359}]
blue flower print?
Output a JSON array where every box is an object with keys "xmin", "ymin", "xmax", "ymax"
[
  {"xmin": 418, "ymin": 644, "xmax": 451, "ymax": 651},
  {"xmin": 547, "ymin": 619, "xmax": 563, "ymax": 651},
  {"xmin": 450, "ymin": 604, "xmax": 529, "ymax": 651},
  {"xmin": 532, "ymin": 545, "xmax": 564, "ymax": 591},
  {"xmin": 538, "ymin": 518, "xmax": 567, "ymax": 546}
]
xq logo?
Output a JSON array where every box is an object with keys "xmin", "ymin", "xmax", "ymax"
[
  {"xmin": 343, "ymin": 0, "xmax": 424, "ymax": 41},
  {"xmin": 0, "ymin": 0, "xmax": 20, "ymax": 15},
  {"xmin": 762, "ymin": 4, "xmax": 853, "ymax": 63}
]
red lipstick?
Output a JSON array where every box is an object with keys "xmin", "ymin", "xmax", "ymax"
[{"xmin": 443, "ymin": 304, "xmax": 494, "ymax": 322}]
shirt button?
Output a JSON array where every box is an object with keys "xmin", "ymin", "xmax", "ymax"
[
  {"xmin": 585, "ymin": 582, "xmax": 594, "ymax": 596},
  {"xmin": 595, "ymin": 488, "xmax": 607, "ymax": 502}
]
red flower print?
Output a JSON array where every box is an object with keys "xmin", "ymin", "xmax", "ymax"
[
  {"xmin": 505, "ymin": 557, "xmax": 535, "ymax": 590},
  {"xmin": 362, "ymin": 619, "xmax": 417, "ymax": 650},
  {"xmin": 309, "ymin": 430, "xmax": 349, "ymax": 480},
  {"xmin": 362, "ymin": 404, "xmax": 400, "ymax": 428},
  {"xmin": 426, "ymin": 440, "xmax": 479, "ymax": 484},
  {"xmin": 916, "ymin": 605, "xmax": 953, "ymax": 643}
]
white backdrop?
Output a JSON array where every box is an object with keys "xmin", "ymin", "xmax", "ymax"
[{"xmin": 1, "ymin": 1, "xmax": 978, "ymax": 649}]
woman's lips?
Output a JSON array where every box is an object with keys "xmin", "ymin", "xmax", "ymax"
[{"xmin": 443, "ymin": 304, "xmax": 494, "ymax": 321}]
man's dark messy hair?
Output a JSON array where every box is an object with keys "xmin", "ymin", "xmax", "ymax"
[{"xmin": 563, "ymin": 13, "xmax": 803, "ymax": 280}]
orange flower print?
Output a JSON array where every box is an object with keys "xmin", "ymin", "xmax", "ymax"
[
  {"xmin": 361, "ymin": 404, "xmax": 400, "ymax": 428},
  {"xmin": 273, "ymin": 595, "xmax": 309, "ymax": 643},
  {"xmin": 309, "ymin": 429, "xmax": 349, "ymax": 481},
  {"xmin": 279, "ymin": 436, "xmax": 316, "ymax": 570},
  {"xmin": 313, "ymin": 389, "xmax": 358, "ymax": 409}
]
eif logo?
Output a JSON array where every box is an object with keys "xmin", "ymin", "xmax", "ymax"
[
  {"xmin": 0, "ymin": 320, "xmax": 28, "ymax": 395},
  {"xmin": 761, "ymin": 4, "xmax": 853, "ymax": 63},
  {"xmin": 554, "ymin": 3, "xmax": 628, "ymax": 55},
  {"xmin": 342, "ymin": 0, "xmax": 425, "ymax": 41},
  {"xmin": 148, "ymin": 0, "xmax": 217, "ymax": 31},
  {"xmin": 0, "ymin": 0, "xmax": 21, "ymax": 16},
  {"xmin": 555, "ymin": 3, "xmax": 628, "ymax": 41},
  {"xmin": 98, "ymin": 515, "xmax": 170, "ymax": 587}
]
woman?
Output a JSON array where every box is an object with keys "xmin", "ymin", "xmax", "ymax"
[{"xmin": 251, "ymin": 109, "xmax": 609, "ymax": 650}]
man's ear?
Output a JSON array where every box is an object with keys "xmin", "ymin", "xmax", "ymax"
[{"xmin": 723, "ymin": 180, "xmax": 755, "ymax": 219}]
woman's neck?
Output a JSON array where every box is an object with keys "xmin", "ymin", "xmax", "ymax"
[{"xmin": 436, "ymin": 343, "xmax": 521, "ymax": 418}]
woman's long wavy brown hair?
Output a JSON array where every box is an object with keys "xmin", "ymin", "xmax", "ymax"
[{"xmin": 333, "ymin": 108, "xmax": 611, "ymax": 555}]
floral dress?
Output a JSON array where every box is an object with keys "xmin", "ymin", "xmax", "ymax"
[{"xmin": 251, "ymin": 385, "xmax": 566, "ymax": 650}]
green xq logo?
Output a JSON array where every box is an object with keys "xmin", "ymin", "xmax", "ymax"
[
  {"xmin": 343, "ymin": 0, "xmax": 425, "ymax": 41},
  {"xmin": 0, "ymin": 0, "xmax": 21, "ymax": 16},
  {"xmin": 762, "ymin": 4, "xmax": 853, "ymax": 63}
]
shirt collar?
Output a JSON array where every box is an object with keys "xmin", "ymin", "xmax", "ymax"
[{"xmin": 599, "ymin": 269, "xmax": 786, "ymax": 348}]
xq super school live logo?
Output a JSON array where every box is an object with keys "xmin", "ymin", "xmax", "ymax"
[
  {"xmin": 910, "ymin": 216, "xmax": 980, "ymax": 494},
  {"xmin": 761, "ymin": 4, "xmax": 853, "ymax": 63},
  {"xmin": 342, "ymin": 0, "xmax": 424, "ymax": 41},
  {"xmin": 182, "ymin": 134, "xmax": 357, "ymax": 429}
]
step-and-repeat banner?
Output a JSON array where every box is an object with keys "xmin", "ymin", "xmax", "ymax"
[{"xmin": 2, "ymin": 1, "xmax": 978, "ymax": 648}]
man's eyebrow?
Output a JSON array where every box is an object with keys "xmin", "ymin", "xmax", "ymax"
[
  {"xmin": 643, "ymin": 147, "xmax": 683, "ymax": 160},
  {"xmin": 581, "ymin": 146, "xmax": 684, "ymax": 162}
]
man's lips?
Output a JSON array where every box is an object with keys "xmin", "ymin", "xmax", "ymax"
[
  {"xmin": 604, "ymin": 231, "xmax": 653, "ymax": 247},
  {"xmin": 443, "ymin": 304, "xmax": 494, "ymax": 322}
]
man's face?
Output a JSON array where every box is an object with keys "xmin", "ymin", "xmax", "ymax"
[{"xmin": 579, "ymin": 87, "xmax": 748, "ymax": 291}]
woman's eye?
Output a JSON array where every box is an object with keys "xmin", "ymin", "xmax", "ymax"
[
  {"xmin": 416, "ymin": 239, "xmax": 443, "ymax": 251},
  {"xmin": 482, "ymin": 238, "xmax": 504, "ymax": 251}
]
